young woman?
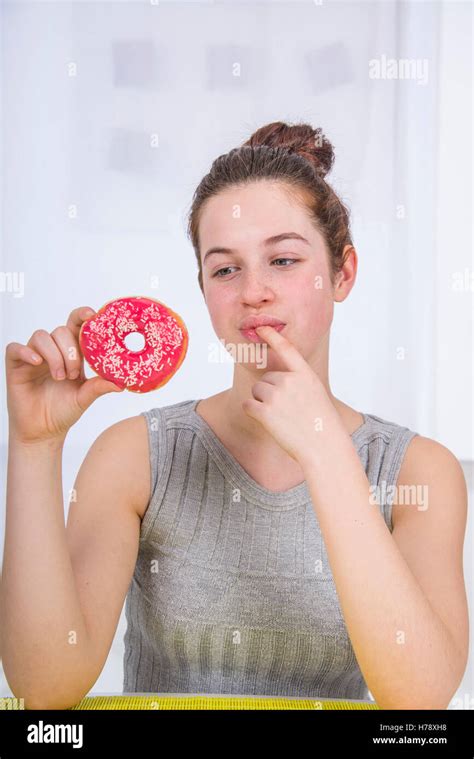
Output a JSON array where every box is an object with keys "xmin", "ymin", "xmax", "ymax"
[{"xmin": 1, "ymin": 122, "xmax": 468, "ymax": 710}]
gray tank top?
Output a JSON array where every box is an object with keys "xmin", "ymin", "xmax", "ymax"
[{"xmin": 123, "ymin": 398, "xmax": 418, "ymax": 700}]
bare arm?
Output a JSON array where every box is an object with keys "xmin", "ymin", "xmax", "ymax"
[
  {"xmin": 301, "ymin": 422, "xmax": 468, "ymax": 710},
  {"xmin": 0, "ymin": 436, "xmax": 92, "ymax": 709},
  {"xmin": 0, "ymin": 416, "xmax": 150, "ymax": 710},
  {"xmin": 1, "ymin": 305, "xmax": 149, "ymax": 710},
  {"xmin": 64, "ymin": 415, "xmax": 150, "ymax": 695}
]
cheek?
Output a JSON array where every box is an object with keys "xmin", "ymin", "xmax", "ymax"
[
  {"xmin": 296, "ymin": 277, "xmax": 334, "ymax": 338},
  {"xmin": 204, "ymin": 284, "xmax": 236, "ymax": 328}
]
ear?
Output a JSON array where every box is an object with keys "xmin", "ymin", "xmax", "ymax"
[
  {"xmin": 333, "ymin": 245, "xmax": 357, "ymax": 301},
  {"xmin": 341, "ymin": 244, "xmax": 355, "ymax": 266}
]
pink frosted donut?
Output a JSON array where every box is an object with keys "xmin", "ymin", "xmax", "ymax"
[{"xmin": 79, "ymin": 296, "xmax": 188, "ymax": 393}]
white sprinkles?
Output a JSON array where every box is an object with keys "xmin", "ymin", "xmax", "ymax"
[{"xmin": 81, "ymin": 298, "xmax": 185, "ymax": 392}]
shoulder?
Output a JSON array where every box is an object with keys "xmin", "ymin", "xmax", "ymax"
[
  {"xmin": 398, "ymin": 434, "xmax": 466, "ymax": 476},
  {"xmin": 393, "ymin": 434, "xmax": 467, "ymax": 529},
  {"xmin": 99, "ymin": 412, "xmax": 148, "ymax": 445},
  {"xmin": 361, "ymin": 412, "xmax": 467, "ymax": 545},
  {"xmin": 361, "ymin": 415, "xmax": 465, "ymax": 516},
  {"xmin": 93, "ymin": 412, "xmax": 149, "ymax": 457},
  {"xmin": 93, "ymin": 414, "xmax": 151, "ymax": 519}
]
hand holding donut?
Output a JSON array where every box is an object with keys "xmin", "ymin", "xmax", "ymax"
[
  {"xmin": 5, "ymin": 306, "xmax": 125, "ymax": 446},
  {"xmin": 5, "ymin": 296, "xmax": 189, "ymax": 446}
]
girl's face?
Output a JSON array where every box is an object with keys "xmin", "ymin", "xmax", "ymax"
[{"xmin": 198, "ymin": 181, "xmax": 340, "ymax": 367}]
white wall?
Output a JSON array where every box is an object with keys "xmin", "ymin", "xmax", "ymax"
[
  {"xmin": 1, "ymin": 0, "xmax": 472, "ymax": 707},
  {"xmin": 434, "ymin": 0, "xmax": 473, "ymax": 459}
]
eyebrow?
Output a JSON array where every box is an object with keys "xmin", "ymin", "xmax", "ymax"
[{"xmin": 203, "ymin": 232, "xmax": 310, "ymax": 265}]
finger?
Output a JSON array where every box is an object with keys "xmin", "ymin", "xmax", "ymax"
[
  {"xmin": 5, "ymin": 341, "xmax": 44, "ymax": 369},
  {"xmin": 258, "ymin": 371, "xmax": 287, "ymax": 385},
  {"xmin": 66, "ymin": 306, "xmax": 96, "ymax": 341},
  {"xmin": 242, "ymin": 396, "xmax": 265, "ymax": 422},
  {"xmin": 65, "ymin": 306, "xmax": 96, "ymax": 380},
  {"xmin": 251, "ymin": 380, "xmax": 274, "ymax": 403},
  {"xmin": 26, "ymin": 330, "xmax": 68, "ymax": 380},
  {"xmin": 254, "ymin": 325, "xmax": 306, "ymax": 371},
  {"xmin": 76, "ymin": 376, "xmax": 124, "ymax": 412},
  {"xmin": 50, "ymin": 326, "xmax": 83, "ymax": 380}
]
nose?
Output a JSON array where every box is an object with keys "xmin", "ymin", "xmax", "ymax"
[{"xmin": 239, "ymin": 268, "xmax": 275, "ymax": 305}]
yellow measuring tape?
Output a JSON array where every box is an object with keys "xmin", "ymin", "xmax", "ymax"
[
  {"xmin": 69, "ymin": 694, "xmax": 379, "ymax": 710},
  {"xmin": 1, "ymin": 694, "xmax": 378, "ymax": 710}
]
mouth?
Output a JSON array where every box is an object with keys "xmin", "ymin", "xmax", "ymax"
[{"xmin": 239, "ymin": 323, "xmax": 286, "ymax": 342}]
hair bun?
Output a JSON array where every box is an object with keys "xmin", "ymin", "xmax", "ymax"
[{"xmin": 243, "ymin": 120, "xmax": 334, "ymax": 179}]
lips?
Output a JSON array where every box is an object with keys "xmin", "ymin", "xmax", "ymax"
[
  {"xmin": 240, "ymin": 325, "xmax": 285, "ymax": 344},
  {"xmin": 239, "ymin": 315, "xmax": 287, "ymax": 344},
  {"xmin": 239, "ymin": 315, "xmax": 286, "ymax": 330}
]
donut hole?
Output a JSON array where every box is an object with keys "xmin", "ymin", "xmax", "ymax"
[{"xmin": 124, "ymin": 331, "xmax": 146, "ymax": 353}]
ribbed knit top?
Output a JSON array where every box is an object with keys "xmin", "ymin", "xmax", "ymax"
[{"xmin": 123, "ymin": 398, "xmax": 418, "ymax": 700}]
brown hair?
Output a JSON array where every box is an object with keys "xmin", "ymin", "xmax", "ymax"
[{"xmin": 186, "ymin": 120, "xmax": 354, "ymax": 293}]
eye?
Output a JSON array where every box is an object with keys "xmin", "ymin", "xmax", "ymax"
[
  {"xmin": 212, "ymin": 266, "xmax": 237, "ymax": 278},
  {"xmin": 272, "ymin": 258, "xmax": 298, "ymax": 267},
  {"xmin": 212, "ymin": 258, "xmax": 299, "ymax": 278}
]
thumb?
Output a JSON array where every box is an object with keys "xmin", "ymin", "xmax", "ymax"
[{"xmin": 77, "ymin": 376, "xmax": 125, "ymax": 411}]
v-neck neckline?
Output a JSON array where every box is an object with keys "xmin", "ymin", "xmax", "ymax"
[{"xmin": 188, "ymin": 398, "xmax": 370, "ymax": 509}]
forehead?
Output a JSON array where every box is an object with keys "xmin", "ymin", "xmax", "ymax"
[{"xmin": 198, "ymin": 181, "xmax": 320, "ymax": 253}]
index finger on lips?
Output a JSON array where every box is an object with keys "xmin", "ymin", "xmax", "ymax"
[{"xmin": 254, "ymin": 325, "xmax": 306, "ymax": 372}]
